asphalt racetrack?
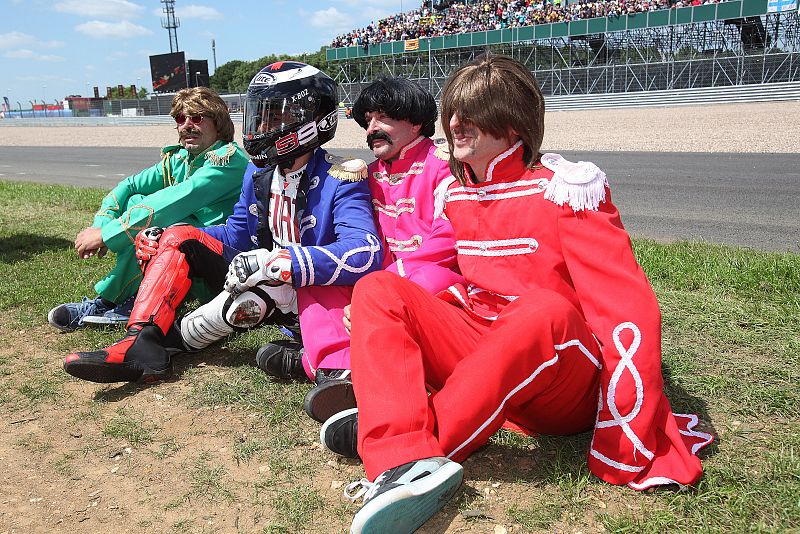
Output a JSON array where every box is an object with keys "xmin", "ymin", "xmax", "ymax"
[{"xmin": 0, "ymin": 146, "xmax": 798, "ymax": 252}]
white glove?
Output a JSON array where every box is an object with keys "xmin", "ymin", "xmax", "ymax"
[{"xmin": 224, "ymin": 248, "xmax": 293, "ymax": 295}]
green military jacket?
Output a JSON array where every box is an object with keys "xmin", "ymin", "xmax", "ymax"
[{"xmin": 93, "ymin": 140, "xmax": 249, "ymax": 252}]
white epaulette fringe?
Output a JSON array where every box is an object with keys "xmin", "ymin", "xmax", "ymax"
[
  {"xmin": 433, "ymin": 175, "xmax": 456, "ymax": 219},
  {"xmin": 433, "ymin": 138, "xmax": 450, "ymax": 161},
  {"xmin": 329, "ymin": 158, "xmax": 368, "ymax": 182},
  {"xmin": 541, "ymin": 152, "xmax": 608, "ymax": 212}
]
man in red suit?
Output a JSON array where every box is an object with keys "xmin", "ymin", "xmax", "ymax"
[{"xmin": 323, "ymin": 54, "xmax": 714, "ymax": 534}]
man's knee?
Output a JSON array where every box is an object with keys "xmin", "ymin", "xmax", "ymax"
[
  {"xmin": 352, "ymin": 271, "xmax": 404, "ymax": 309},
  {"xmin": 159, "ymin": 224, "xmax": 206, "ymax": 248},
  {"xmin": 503, "ymin": 289, "xmax": 583, "ymax": 327}
]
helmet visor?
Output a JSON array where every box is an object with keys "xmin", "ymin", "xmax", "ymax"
[{"xmin": 243, "ymin": 94, "xmax": 318, "ymax": 139}]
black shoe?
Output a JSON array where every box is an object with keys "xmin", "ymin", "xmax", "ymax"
[
  {"xmin": 255, "ymin": 339, "xmax": 306, "ymax": 380},
  {"xmin": 64, "ymin": 324, "xmax": 172, "ymax": 383},
  {"xmin": 320, "ymin": 407, "xmax": 359, "ymax": 459},
  {"xmin": 315, "ymin": 368, "xmax": 350, "ymax": 387},
  {"xmin": 347, "ymin": 457, "xmax": 464, "ymax": 534},
  {"xmin": 304, "ymin": 370, "xmax": 356, "ymax": 423}
]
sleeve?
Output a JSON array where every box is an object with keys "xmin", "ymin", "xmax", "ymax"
[
  {"xmin": 201, "ymin": 165, "xmax": 256, "ymax": 252},
  {"xmin": 99, "ymin": 154, "xmax": 247, "ymax": 253},
  {"xmin": 558, "ymin": 190, "xmax": 703, "ymax": 487},
  {"xmin": 92, "ymin": 158, "xmax": 166, "ymax": 229},
  {"xmin": 287, "ymin": 179, "xmax": 383, "ymax": 288},
  {"xmin": 384, "ymin": 168, "xmax": 462, "ymax": 294}
]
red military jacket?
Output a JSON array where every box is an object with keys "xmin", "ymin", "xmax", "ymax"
[{"xmin": 440, "ymin": 141, "xmax": 713, "ymax": 489}]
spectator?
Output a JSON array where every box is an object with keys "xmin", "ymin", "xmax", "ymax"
[{"xmin": 330, "ymin": 0, "xmax": 722, "ymax": 48}]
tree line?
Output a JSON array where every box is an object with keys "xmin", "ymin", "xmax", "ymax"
[{"xmin": 209, "ymin": 48, "xmax": 329, "ymax": 94}]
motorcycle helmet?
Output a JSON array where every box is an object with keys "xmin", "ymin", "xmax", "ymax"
[{"xmin": 243, "ymin": 61, "xmax": 338, "ymax": 168}]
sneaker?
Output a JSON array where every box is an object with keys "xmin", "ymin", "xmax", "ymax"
[
  {"xmin": 82, "ymin": 295, "xmax": 135, "ymax": 326},
  {"xmin": 304, "ymin": 370, "xmax": 355, "ymax": 423},
  {"xmin": 346, "ymin": 457, "xmax": 464, "ymax": 534},
  {"xmin": 320, "ymin": 407, "xmax": 359, "ymax": 459},
  {"xmin": 255, "ymin": 339, "xmax": 307, "ymax": 380},
  {"xmin": 316, "ymin": 368, "xmax": 350, "ymax": 387},
  {"xmin": 47, "ymin": 296, "xmax": 113, "ymax": 332},
  {"xmin": 63, "ymin": 324, "xmax": 172, "ymax": 383}
]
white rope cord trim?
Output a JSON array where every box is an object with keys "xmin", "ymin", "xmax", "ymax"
[
  {"xmin": 372, "ymin": 198, "xmax": 416, "ymax": 218},
  {"xmin": 298, "ymin": 233, "xmax": 381, "ymax": 285},
  {"xmin": 591, "ymin": 322, "xmax": 654, "ymax": 470},
  {"xmin": 485, "ymin": 140, "xmax": 523, "ymax": 182},
  {"xmin": 457, "ymin": 237, "xmax": 538, "ymax": 257},
  {"xmin": 447, "ymin": 355, "xmax": 559, "ymax": 460}
]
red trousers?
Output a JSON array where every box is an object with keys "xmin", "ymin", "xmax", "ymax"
[{"xmin": 350, "ymin": 271, "xmax": 602, "ymax": 480}]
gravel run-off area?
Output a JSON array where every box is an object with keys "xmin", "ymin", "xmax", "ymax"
[{"xmin": 2, "ymin": 100, "xmax": 799, "ymax": 153}]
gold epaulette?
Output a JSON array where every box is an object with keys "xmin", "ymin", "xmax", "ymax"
[
  {"xmin": 329, "ymin": 158, "xmax": 368, "ymax": 182},
  {"xmin": 433, "ymin": 138, "xmax": 450, "ymax": 161},
  {"xmin": 161, "ymin": 144, "xmax": 181, "ymax": 157},
  {"xmin": 205, "ymin": 142, "xmax": 237, "ymax": 167}
]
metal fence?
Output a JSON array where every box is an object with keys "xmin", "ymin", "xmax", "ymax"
[{"xmin": 2, "ymin": 80, "xmax": 799, "ymax": 128}]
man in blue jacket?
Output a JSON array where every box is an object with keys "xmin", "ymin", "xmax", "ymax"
[{"xmin": 63, "ymin": 62, "xmax": 382, "ymax": 383}]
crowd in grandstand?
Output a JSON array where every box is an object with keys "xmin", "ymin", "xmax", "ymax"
[{"xmin": 330, "ymin": 0, "xmax": 723, "ymax": 48}]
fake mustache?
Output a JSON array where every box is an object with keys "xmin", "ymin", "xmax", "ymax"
[
  {"xmin": 367, "ymin": 131, "xmax": 392, "ymax": 148},
  {"xmin": 180, "ymin": 129, "xmax": 200, "ymax": 139}
]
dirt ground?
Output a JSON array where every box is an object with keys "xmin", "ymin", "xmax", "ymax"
[{"xmin": 0, "ymin": 317, "xmax": 627, "ymax": 534}]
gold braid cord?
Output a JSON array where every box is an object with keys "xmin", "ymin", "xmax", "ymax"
[
  {"xmin": 161, "ymin": 149, "xmax": 177, "ymax": 187},
  {"xmin": 120, "ymin": 205, "xmax": 155, "ymax": 245},
  {"xmin": 94, "ymin": 191, "xmax": 121, "ymax": 220}
]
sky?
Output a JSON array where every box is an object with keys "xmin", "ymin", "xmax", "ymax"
[{"xmin": 0, "ymin": 0, "xmax": 412, "ymax": 104}]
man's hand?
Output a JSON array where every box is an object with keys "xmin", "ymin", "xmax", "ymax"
[
  {"xmin": 343, "ymin": 304, "xmax": 351, "ymax": 336},
  {"xmin": 75, "ymin": 227, "xmax": 107, "ymax": 259},
  {"xmin": 224, "ymin": 248, "xmax": 293, "ymax": 295},
  {"xmin": 135, "ymin": 227, "xmax": 165, "ymax": 269}
]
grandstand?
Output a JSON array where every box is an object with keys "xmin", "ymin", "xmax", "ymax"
[{"xmin": 326, "ymin": 0, "xmax": 800, "ymax": 104}]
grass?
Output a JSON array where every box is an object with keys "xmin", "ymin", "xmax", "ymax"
[
  {"xmin": 0, "ymin": 179, "xmax": 799, "ymax": 532},
  {"xmin": 102, "ymin": 407, "xmax": 157, "ymax": 446}
]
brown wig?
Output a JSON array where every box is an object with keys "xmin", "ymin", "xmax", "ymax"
[
  {"xmin": 440, "ymin": 53, "xmax": 545, "ymax": 185},
  {"xmin": 170, "ymin": 87, "xmax": 235, "ymax": 143}
]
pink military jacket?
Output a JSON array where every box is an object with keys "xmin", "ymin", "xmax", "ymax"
[{"xmin": 368, "ymin": 135, "xmax": 463, "ymax": 294}]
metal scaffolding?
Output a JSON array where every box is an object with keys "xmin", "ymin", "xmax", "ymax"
[{"xmin": 331, "ymin": 12, "xmax": 800, "ymax": 103}]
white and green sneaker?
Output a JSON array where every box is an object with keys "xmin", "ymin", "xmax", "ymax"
[{"xmin": 346, "ymin": 457, "xmax": 463, "ymax": 534}]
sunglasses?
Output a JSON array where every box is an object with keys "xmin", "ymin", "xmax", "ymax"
[{"xmin": 174, "ymin": 113, "xmax": 205, "ymax": 126}]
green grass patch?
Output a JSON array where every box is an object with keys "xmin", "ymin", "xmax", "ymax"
[
  {"xmin": 102, "ymin": 407, "xmax": 157, "ymax": 446},
  {"xmin": 189, "ymin": 452, "xmax": 235, "ymax": 502},
  {"xmin": 263, "ymin": 484, "xmax": 326, "ymax": 533}
]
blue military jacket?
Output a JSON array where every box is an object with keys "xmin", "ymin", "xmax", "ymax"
[{"xmin": 203, "ymin": 148, "xmax": 382, "ymax": 288}]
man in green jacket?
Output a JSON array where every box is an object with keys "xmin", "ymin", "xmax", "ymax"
[{"xmin": 48, "ymin": 87, "xmax": 249, "ymax": 331}]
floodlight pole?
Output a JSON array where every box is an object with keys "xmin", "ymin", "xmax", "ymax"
[{"xmin": 161, "ymin": 0, "xmax": 181, "ymax": 53}]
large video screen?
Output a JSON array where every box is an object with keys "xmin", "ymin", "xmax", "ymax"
[{"xmin": 149, "ymin": 52, "xmax": 187, "ymax": 93}]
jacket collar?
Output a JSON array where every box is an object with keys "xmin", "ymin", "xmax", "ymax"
[
  {"xmin": 397, "ymin": 135, "xmax": 427, "ymax": 161},
  {"xmin": 463, "ymin": 140, "xmax": 525, "ymax": 184}
]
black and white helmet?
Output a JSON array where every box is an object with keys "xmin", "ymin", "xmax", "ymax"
[{"xmin": 243, "ymin": 61, "xmax": 338, "ymax": 168}]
